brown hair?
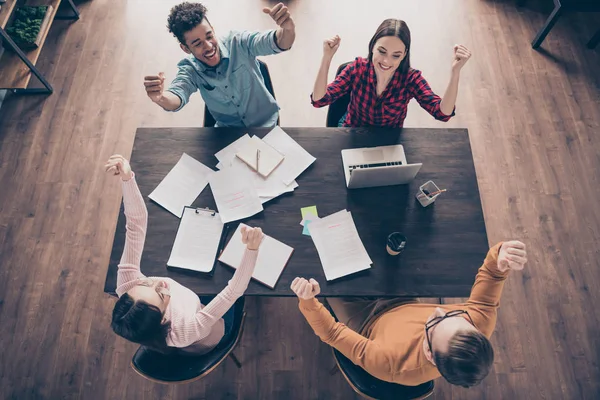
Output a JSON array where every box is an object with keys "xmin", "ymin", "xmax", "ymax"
[
  {"xmin": 111, "ymin": 293, "xmax": 172, "ymax": 353},
  {"xmin": 368, "ymin": 19, "xmax": 411, "ymax": 75},
  {"xmin": 434, "ymin": 330, "xmax": 494, "ymax": 388}
]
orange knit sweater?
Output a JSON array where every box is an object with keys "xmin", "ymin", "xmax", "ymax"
[{"xmin": 298, "ymin": 243, "xmax": 506, "ymax": 386}]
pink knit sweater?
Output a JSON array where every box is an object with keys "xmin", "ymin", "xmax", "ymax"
[{"xmin": 115, "ymin": 174, "xmax": 257, "ymax": 353}]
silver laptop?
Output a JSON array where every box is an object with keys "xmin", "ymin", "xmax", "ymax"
[{"xmin": 341, "ymin": 145, "xmax": 422, "ymax": 189}]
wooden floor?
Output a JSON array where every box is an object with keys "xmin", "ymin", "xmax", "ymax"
[{"xmin": 1, "ymin": 0, "xmax": 599, "ymax": 398}]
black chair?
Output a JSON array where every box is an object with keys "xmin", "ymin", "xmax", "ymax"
[
  {"xmin": 325, "ymin": 62, "xmax": 352, "ymax": 127},
  {"xmin": 333, "ymin": 349, "xmax": 435, "ymax": 400},
  {"xmin": 203, "ymin": 59, "xmax": 278, "ymax": 127},
  {"xmin": 130, "ymin": 297, "xmax": 246, "ymax": 384},
  {"xmin": 523, "ymin": 0, "xmax": 600, "ymax": 49},
  {"xmin": 325, "ymin": 302, "xmax": 435, "ymax": 400}
]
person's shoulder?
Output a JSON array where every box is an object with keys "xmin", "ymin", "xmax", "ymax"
[
  {"xmin": 401, "ymin": 68, "xmax": 427, "ymax": 88},
  {"xmin": 406, "ymin": 68, "xmax": 424, "ymax": 80},
  {"xmin": 336, "ymin": 57, "xmax": 366, "ymax": 75},
  {"xmin": 221, "ymin": 30, "xmax": 239, "ymax": 42},
  {"xmin": 353, "ymin": 57, "xmax": 369, "ymax": 68},
  {"xmin": 226, "ymin": 29, "xmax": 267, "ymax": 43},
  {"xmin": 176, "ymin": 54, "xmax": 198, "ymax": 69}
]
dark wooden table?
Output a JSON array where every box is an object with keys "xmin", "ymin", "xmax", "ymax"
[{"xmin": 104, "ymin": 127, "xmax": 488, "ymax": 297}]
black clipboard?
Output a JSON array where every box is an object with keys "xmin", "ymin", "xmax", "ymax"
[{"xmin": 166, "ymin": 206, "xmax": 230, "ymax": 277}]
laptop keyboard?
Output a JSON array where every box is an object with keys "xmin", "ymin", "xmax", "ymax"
[{"xmin": 349, "ymin": 161, "xmax": 403, "ymax": 173}]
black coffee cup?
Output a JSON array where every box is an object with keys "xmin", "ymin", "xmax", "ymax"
[{"xmin": 386, "ymin": 232, "xmax": 407, "ymax": 256}]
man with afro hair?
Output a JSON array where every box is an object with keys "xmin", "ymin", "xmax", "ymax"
[{"xmin": 144, "ymin": 2, "xmax": 295, "ymax": 127}]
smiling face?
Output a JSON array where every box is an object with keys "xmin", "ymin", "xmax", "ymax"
[
  {"xmin": 371, "ymin": 36, "xmax": 407, "ymax": 75},
  {"xmin": 180, "ymin": 18, "xmax": 220, "ymax": 66},
  {"xmin": 127, "ymin": 278, "xmax": 171, "ymax": 314},
  {"xmin": 368, "ymin": 19, "xmax": 412, "ymax": 75}
]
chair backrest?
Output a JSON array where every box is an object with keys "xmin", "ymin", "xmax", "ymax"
[
  {"xmin": 333, "ymin": 349, "xmax": 434, "ymax": 400},
  {"xmin": 130, "ymin": 297, "xmax": 246, "ymax": 384},
  {"xmin": 204, "ymin": 59, "xmax": 277, "ymax": 127},
  {"xmin": 323, "ymin": 300, "xmax": 434, "ymax": 400},
  {"xmin": 325, "ymin": 62, "xmax": 352, "ymax": 128}
]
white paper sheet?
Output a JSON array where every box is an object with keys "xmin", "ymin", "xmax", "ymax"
[
  {"xmin": 262, "ymin": 126, "xmax": 316, "ymax": 185},
  {"xmin": 219, "ymin": 223, "xmax": 294, "ymax": 288},
  {"xmin": 148, "ymin": 153, "xmax": 214, "ymax": 218},
  {"xmin": 260, "ymin": 180, "xmax": 298, "ymax": 204},
  {"xmin": 300, "ymin": 213, "xmax": 319, "ymax": 227},
  {"xmin": 208, "ymin": 167, "xmax": 263, "ymax": 223},
  {"xmin": 167, "ymin": 208, "xmax": 224, "ymax": 272},
  {"xmin": 221, "ymin": 154, "xmax": 297, "ymax": 202},
  {"xmin": 308, "ymin": 210, "xmax": 372, "ymax": 281},
  {"xmin": 215, "ymin": 134, "xmax": 252, "ymax": 167},
  {"xmin": 214, "ymin": 133, "xmax": 301, "ymax": 202}
]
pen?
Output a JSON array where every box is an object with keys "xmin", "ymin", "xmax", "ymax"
[
  {"xmin": 256, "ymin": 149, "xmax": 261, "ymax": 173},
  {"xmin": 424, "ymin": 188, "xmax": 447, "ymax": 197}
]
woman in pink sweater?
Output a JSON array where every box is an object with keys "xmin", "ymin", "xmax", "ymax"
[{"xmin": 105, "ymin": 154, "xmax": 263, "ymax": 354}]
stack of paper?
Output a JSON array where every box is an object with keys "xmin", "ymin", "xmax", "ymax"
[
  {"xmin": 214, "ymin": 134, "xmax": 293, "ymax": 203},
  {"xmin": 149, "ymin": 128, "xmax": 316, "ymax": 224},
  {"xmin": 213, "ymin": 128, "xmax": 315, "ymax": 206},
  {"xmin": 148, "ymin": 153, "xmax": 215, "ymax": 217},
  {"xmin": 308, "ymin": 210, "xmax": 372, "ymax": 281}
]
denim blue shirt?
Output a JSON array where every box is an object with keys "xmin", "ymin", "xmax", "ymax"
[{"xmin": 167, "ymin": 30, "xmax": 282, "ymax": 128}]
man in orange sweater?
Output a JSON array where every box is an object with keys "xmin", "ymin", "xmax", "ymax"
[{"xmin": 291, "ymin": 241, "xmax": 527, "ymax": 388}]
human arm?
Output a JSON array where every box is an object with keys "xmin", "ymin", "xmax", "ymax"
[
  {"xmin": 263, "ymin": 3, "xmax": 295, "ymax": 50},
  {"xmin": 439, "ymin": 45, "xmax": 472, "ymax": 116},
  {"xmin": 170, "ymin": 227, "xmax": 264, "ymax": 346},
  {"xmin": 144, "ymin": 72, "xmax": 183, "ymax": 111},
  {"xmin": 312, "ymin": 35, "xmax": 342, "ymax": 102},
  {"xmin": 105, "ymin": 155, "xmax": 148, "ymax": 296},
  {"xmin": 466, "ymin": 241, "xmax": 527, "ymax": 335},
  {"xmin": 291, "ymin": 278, "xmax": 395, "ymax": 381}
]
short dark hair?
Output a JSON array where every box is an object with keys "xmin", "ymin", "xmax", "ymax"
[
  {"xmin": 434, "ymin": 330, "xmax": 494, "ymax": 388},
  {"xmin": 167, "ymin": 2, "xmax": 209, "ymax": 45},
  {"xmin": 368, "ymin": 19, "xmax": 411, "ymax": 75},
  {"xmin": 111, "ymin": 293, "xmax": 171, "ymax": 352}
]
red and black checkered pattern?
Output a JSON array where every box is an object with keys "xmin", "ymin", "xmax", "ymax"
[{"xmin": 312, "ymin": 57, "xmax": 455, "ymax": 128}]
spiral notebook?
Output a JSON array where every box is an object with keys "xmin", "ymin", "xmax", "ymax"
[
  {"xmin": 167, "ymin": 207, "xmax": 228, "ymax": 275},
  {"xmin": 218, "ymin": 223, "xmax": 294, "ymax": 289}
]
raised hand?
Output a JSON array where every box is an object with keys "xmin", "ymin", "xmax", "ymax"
[
  {"xmin": 263, "ymin": 3, "xmax": 294, "ymax": 29},
  {"xmin": 498, "ymin": 240, "xmax": 527, "ymax": 272},
  {"xmin": 291, "ymin": 277, "xmax": 321, "ymax": 299},
  {"xmin": 451, "ymin": 44, "xmax": 472, "ymax": 72},
  {"xmin": 323, "ymin": 35, "xmax": 341, "ymax": 59},
  {"xmin": 241, "ymin": 226, "xmax": 264, "ymax": 251},
  {"xmin": 104, "ymin": 154, "xmax": 133, "ymax": 181},
  {"xmin": 144, "ymin": 72, "xmax": 165, "ymax": 103}
]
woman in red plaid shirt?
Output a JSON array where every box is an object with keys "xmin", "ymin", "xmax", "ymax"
[{"xmin": 311, "ymin": 19, "xmax": 472, "ymax": 128}]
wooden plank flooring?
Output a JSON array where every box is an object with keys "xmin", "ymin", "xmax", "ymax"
[{"xmin": 0, "ymin": 0, "xmax": 599, "ymax": 398}]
